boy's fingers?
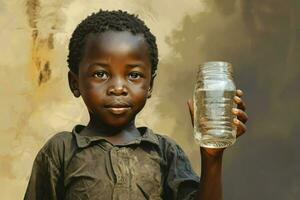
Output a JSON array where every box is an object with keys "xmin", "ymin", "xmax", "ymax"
[
  {"xmin": 233, "ymin": 118, "xmax": 247, "ymax": 137},
  {"xmin": 187, "ymin": 99, "xmax": 194, "ymax": 127},
  {"xmin": 236, "ymin": 89, "xmax": 243, "ymax": 97},
  {"xmin": 234, "ymin": 96, "xmax": 246, "ymax": 111},
  {"xmin": 232, "ymin": 108, "xmax": 248, "ymax": 124}
]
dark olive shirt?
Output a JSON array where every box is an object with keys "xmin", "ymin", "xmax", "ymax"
[{"xmin": 24, "ymin": 125, "xmax": 199, "ymax": 200}]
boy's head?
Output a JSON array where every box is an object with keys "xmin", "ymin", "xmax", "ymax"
[
  {"xmin": 67, "ymin": 10, "xmax": 158, "ymax": 76},
  {"xmin": 67, "ymin": 10, "xmax": 158, "ymax": 128}
]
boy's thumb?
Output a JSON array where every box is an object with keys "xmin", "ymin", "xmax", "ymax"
[{"xmin": 187, "ymin": 99, "xmax": 194, "ymax": 127}]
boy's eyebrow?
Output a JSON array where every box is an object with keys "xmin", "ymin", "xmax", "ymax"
[
  {"xmin": 126, "ymin": 63, "xmax": 145, "ymax": 68},
  {"xmin": 88, "ymin": 62, "xmax": 145, "ymax": 68},
  {"xmin": 88, "ymin": 62, "xmax": 110, "ymax": 68}
]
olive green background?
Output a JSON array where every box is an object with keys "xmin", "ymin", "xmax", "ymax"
[{"xmin": 0, "ymin": 0, "xmax": 299, "ymax": 199}]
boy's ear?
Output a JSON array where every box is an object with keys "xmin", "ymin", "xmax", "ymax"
[
  {"xmin": 68, "ymin": 71, "xmax": 81, "ymax": 98},
  {"xmin": 147, "ymin": 73, "xmax": 156, "ymax": 99}
]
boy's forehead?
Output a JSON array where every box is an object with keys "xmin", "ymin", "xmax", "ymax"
[
  {"xmin": 81, "ymin": 31, "xmax": 151, "ymax": 64},
  {"xmin": 85, "ymin": 31, "xmax": 147, "ymax": 51}
]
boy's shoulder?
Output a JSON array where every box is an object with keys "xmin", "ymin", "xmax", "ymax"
[
  {"xmin": 37, "ymin": 130, "xmax": 76, "ymax": 161},
  {"xmin": 154, "ymin": 132, "xmax": 181, "ymax": 148},
  {"xmin": 149, "ymin": 129, "xmax": 188, "ymax": 159},
  {"xmin": 30, "ymin": 130, "xmax": 75, "ymax": 170},
  {"xmin": 42, "ymin": 131, "xmax": 74, "ymax": 150}
]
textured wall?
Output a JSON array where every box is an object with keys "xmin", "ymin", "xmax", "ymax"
[{"xmin": 0, "ymin": 0, "xmax": 299, "ymax": 199}]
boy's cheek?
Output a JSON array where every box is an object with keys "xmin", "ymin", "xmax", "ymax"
[{"xmin": 80, "ymin": 84, "xmax": 106, "ymax": 97}]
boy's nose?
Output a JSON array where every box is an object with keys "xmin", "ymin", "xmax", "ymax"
[{"xmin": 107, "ymin": 78, "xmax": 128, "ymax": 96}]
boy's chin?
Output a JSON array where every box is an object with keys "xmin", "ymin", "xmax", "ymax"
[{"xmin": 103, "ymin": 115, "xmax": 135, "ymax": 129}]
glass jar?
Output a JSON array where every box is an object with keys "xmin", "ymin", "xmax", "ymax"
[{"xmin": 193, "ymin": 61, "xmax": 237, "ymax": 148}]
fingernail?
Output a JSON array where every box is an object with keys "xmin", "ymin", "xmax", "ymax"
[
  {"xmin": 234, "ymin": 118, "xmax": 239, "ymax": 123},
  {"xmin": 234, "ymin": 96, "xmax": 240, "ymax": 102},
  {"xmin": 237, "ymin": 90, "xmax": 243, "ymax": 96}
]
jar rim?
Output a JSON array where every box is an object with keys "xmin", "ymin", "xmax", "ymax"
[
  {"xmin": 200, "ymin": 61, "xmax": 232, "ymax": 68},
  {"xmin": 197, "ymin": 61, "xmax": 233, "ymax": 77}
]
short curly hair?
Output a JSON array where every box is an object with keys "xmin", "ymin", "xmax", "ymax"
[{"xmin": 67, "ymin": 10, "xmax": 158, "ymax": 76}]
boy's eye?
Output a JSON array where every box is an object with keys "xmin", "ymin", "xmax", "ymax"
[
  {"xmin": 128, "ymin": 72, "xmax": 142, "ymax": 80},
  {"xmin": 93, "ymin": 71, "xmax": 109, "ymax": 79}
]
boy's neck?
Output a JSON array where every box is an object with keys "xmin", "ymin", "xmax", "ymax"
[{"xmin": 82, "ymin": 119, "xmax": 141, "ymax": 145}]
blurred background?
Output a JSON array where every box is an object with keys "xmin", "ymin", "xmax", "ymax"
[{"xmin": 0, "ymin": 0, "xmax": 299, "ymax": 199}]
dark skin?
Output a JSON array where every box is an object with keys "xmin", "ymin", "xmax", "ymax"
[{"xmin": 68, "ymin": 30, "xmax": 248, "ymax": 200}]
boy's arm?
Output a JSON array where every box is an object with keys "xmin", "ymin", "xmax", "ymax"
[
  {"xmin": 196, "ymin": 148, "xmax": 224, "ymax": 200},
  {"xmin": 187, "ymin": 89, "xmax": 248, "ymax": 200}
]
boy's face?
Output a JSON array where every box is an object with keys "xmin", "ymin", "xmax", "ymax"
[{"xmin": 69, "ymin": 31, "xmax": 153, "ymax": 128}]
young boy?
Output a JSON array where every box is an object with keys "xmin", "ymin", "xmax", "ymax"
[{"xmin": 24, "ymin": 10, "xmax": 248, "ymax": 200}]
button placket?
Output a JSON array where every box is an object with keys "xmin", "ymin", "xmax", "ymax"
[{"xmin": 111, "ymin": 147, "xmax": 131, "ymax": 200}]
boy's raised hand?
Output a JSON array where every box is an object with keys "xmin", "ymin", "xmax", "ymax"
[{"xmin": 187, "ymin": 89, "xmax": 248, "ymax": 155}]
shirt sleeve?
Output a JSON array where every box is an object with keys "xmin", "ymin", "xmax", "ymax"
[
  {"xmin": 24, "ymin": 145, "xmax": 64, "ymax": 200},
  {"xmin": 163, "ymin": 138, "xmax": 200, "ymax": 200}
]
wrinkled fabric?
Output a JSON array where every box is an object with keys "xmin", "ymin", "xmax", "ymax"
[{"xmin": 24, "ymin": 125, "xmax": 199, "ymax": 200}]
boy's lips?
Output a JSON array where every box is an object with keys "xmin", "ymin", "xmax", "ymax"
[
  {"xmin": 104, "ymin": 102, "xmax": 131, "ymax": 108},
  {"xmin": 104, "ymin": 102, "xmax": 131, "ymax": 114},
  {"xmin": 105, "ymin": 107, "xmax": 131, "ymax": 115}
]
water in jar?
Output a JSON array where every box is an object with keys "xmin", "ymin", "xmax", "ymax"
[{"xmin": 194, "ymin": 89, "xmax": 236, "ymax": 148}]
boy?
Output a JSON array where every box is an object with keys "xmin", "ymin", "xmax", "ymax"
[{"xmin": 24, "ymin": 10, "xmax": 248, "ymax": 200}]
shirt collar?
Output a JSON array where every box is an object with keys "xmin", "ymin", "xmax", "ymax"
[{"xmin": 72, "ymin": 124, "xmax": 159, "ymax": 148}]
